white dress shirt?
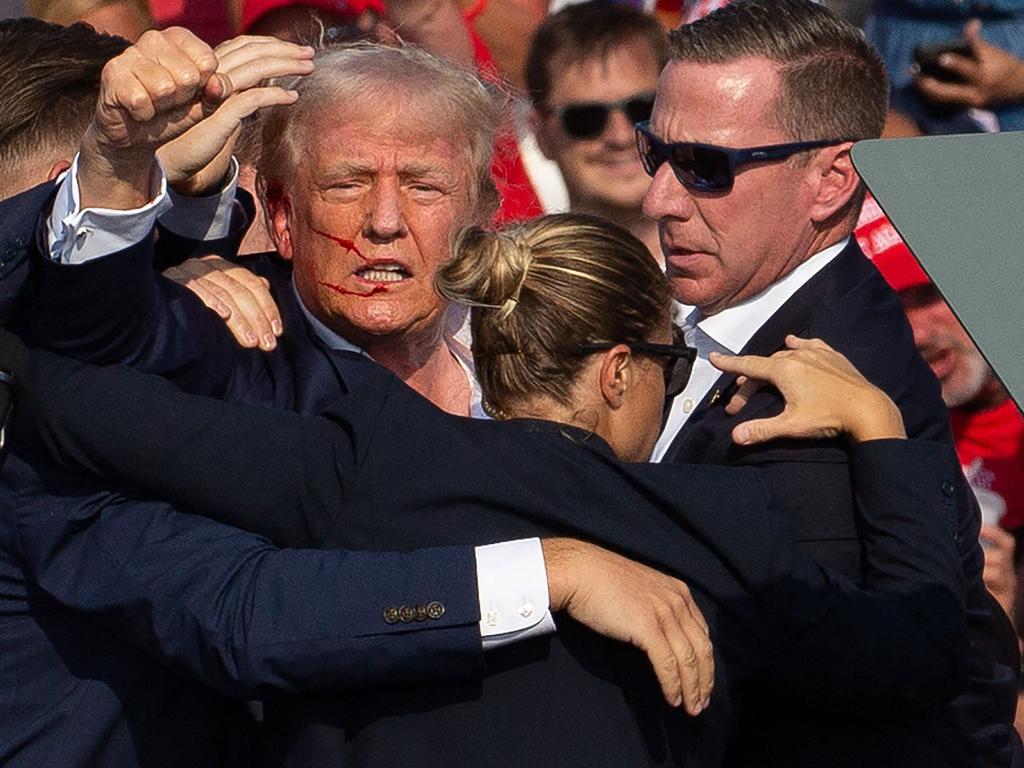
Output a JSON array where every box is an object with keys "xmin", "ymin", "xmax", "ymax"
[
  {"xmin": 46, "ymin": 157, "xmax": 554, "ymax": 647},
  {"xmin": 651, "ymin": 239, "xmax": 850, "ymax": 462}
]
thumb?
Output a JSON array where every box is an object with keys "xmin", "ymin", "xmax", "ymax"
[{"xmin": 964, "ymin": 18, "xmax": 983, "ymax": 47}]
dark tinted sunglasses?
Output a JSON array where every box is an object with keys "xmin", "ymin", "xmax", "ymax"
[
  {"xmin": 635, "ymin": 121, "xmax": 849, "ymax": 192},
  {"xmin": 578, "ymin": 333, "xmax": 696, "ymax": 399},
  {"xmin": 553, "ymin": 93, "xmax": 656, "ymax": 140}
]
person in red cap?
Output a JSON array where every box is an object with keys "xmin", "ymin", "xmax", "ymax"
[{"xmin": 862, "ymin": 200, "xmax": 1024, "ymax": 623}]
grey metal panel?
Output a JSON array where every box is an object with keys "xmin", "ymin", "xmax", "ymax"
[{"xmin": 852, "ymin": 133, "xmax": 1024, "ymax": 414}]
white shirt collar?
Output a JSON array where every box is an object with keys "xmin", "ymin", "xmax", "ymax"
[
  {"xmin": 695, "ymin": 237, "xmax": 849, "ymax": 354},
  {"xmin": 291, "ymin": 279, "xmax": 486, "ymax": 418}
]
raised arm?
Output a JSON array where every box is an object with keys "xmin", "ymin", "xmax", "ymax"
[{"xmin": 31, "ymin": 31, "xmax": 308, "ymax": 388}]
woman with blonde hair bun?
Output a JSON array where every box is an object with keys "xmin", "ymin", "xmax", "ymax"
[{"xmin": 15, "ymin": 213, "xmax": 966, "ymax": 766}]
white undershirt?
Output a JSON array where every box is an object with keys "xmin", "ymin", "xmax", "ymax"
[{"xmin": 651, "ymin": 238, "xmax": 849, "ymax": 462}]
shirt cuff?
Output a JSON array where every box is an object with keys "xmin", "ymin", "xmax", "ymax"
[
  {"xmin": 475, "ymin": 538, "xmax": 555, "ymax": 650},
  {"xmin": 47, "ymin": 153, "xmax": 170, "ymax": 265},
  {"xmin": 160, "ymin": 157, "xmax": 240, "ymax": 241}
]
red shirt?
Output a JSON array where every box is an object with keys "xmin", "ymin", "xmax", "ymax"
[{"xmin": 951, "ymin": 399, "xmax": 1024, "ymax": 531}]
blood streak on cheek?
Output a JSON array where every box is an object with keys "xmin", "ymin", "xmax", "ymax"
[
  {"xmin": 312, "ymin": 228, "xmax": 368, "ymax": 262},
  {"xmin": 318, "ymin": 281, "xmax": 389, "ymax": 297},
  {"xmin": 312, "ymin": 228, "xmax": 387, "ymax": 295}
]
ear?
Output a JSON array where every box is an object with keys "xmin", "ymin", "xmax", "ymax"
[
  {"xmin": 530, "ymin": 107, "xmax": 557, "ymax": 161},
  {"xmin": 46, "ymin": 159, "xmax": 72, "ymax": 181},
  {"xmin": 261, "ymin": 176, "xmax": 295, "ymax": 261},
  {"xmin": 597, "ymin": 345, "xmax": 634, "ymax": 410},
  {"xmin": 807, "ymin": 142, "xmax": 861, "ymax": 224}
]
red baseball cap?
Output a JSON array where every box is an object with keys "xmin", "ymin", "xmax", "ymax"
[
  {"xmin": 856, "ymin": 193, "xmax": 931, "ymax": 294},
  {"xmin": 242, "ymin": 0, "xmax": 384, "ymax": 34}
]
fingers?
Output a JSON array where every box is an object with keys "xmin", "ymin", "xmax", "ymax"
[
  {"xmin": 164, "ymin": 256, "xmax": 283, "ymax": 350},
  {"xmin": 724, "ymin": 375, "xmax": 759, "ymax": 416},
  {"xmin": 964, "ymin": 18, "xmax": 984, "ymax": 47},
  {"xmin": 708, "ymin": 350, "xmax": 774, "ymax": 382},
  {"xmin": 916, "ymin": 75, "xmax": 978, "ymax": 107},
  {"xmin": 637, "ymin": 583, "xmax": 713, "ymax": 714},
  {"xmin": 980, "ymin": 523, "xmax": 1015, "ymax": 553},
  {"xmin": 205, "ymin": 37, "xmax": 315, "ymax": 106},
  {"xmin": 124, "ymin": 28, "xmax": 217, "ymax": 115}
]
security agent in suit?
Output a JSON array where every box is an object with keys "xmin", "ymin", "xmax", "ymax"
[
  {"xmin": 26, "ymin": 31, "xmax": 723, "ymax": 688},
  {"xmin": 2, "ymin": 31, "xmax": 718, "ymax": 767},
  {"xmin": 641, "ymin": 1, "xmax": 1018, "ymax": 765},
  {"xmin": 12, "ymin": 211, "xmax": 968, "ymax": 767}
]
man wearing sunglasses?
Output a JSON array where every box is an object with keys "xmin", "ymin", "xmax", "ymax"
[
  {"xmin": 640, "ymin": 0, "xmax": 1019, "ymax": 766},
  {"xmin": 525, "ymin": 1, "xmax": 666, "ymax": 260}
]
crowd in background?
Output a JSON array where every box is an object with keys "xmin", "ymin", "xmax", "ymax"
[{"xmin": 1, "ymin": 0, "xmax": 1023, "ymax": 764}]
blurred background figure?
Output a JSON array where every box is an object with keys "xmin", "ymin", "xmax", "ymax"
[
  {"xmin": 241, "ymin": 0, "xmax": 380, "ymax": 42},
  {"xmin": 525, "ymin": 1, "xmax": 665, "ymax": 261},
  {"xmin": 866, "ymin": 5, "xmax": 1024, "ymax": 134},
  {"xmin": 27, "ymin": 0, "xmax": 151, "ymax": 38},
  {"xmin": 867, "ymin": 222, "xmax": 1024, "ymax": 638}
]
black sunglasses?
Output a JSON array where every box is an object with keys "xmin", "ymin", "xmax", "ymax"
[
  {"xmin": 553, "ymin": 93, "xmax": 656, "ymax": 140},
  {"xmin": 635, "ymin": 121, "xmax": 849, "ymax": 192},
  {"xmin": 578, "ymin": 333, "xmax": 696, "ymax": 399}
]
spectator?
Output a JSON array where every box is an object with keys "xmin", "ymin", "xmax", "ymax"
[
  {"xmin": 526, "ymin": 1, "xmax": 665, "ymax": 260},
  {"xmin": 870, "ymin": 234, "xmax": 1024, "ymax": 601},
  {"xmin": 866, "ymin": 1, "xmax": 1024, "ymax": 132},
  {"xmin": 641, "ymin": 0, "xmax": 1019, "ymax": 763},
  {"xmin": 27, "ymin": 0, "xmax": 152, "ymax": 38}
]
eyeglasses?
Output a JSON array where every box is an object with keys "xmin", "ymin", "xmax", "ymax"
[
  {"xmin": 552, "ymin": 93, "xmax": 656, "ymax": 140},
  {"xmin": 578, "ymin": 332, "xmax": 696, "ymax": 399},
  {"xmin": 635, "ymin": 121, "xmax": 849, "ymax": 192}
]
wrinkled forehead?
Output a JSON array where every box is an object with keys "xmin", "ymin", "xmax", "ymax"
[
  {"xmin": 297, "ymin": 97, "xmax": 476, "ymax": 174},
  {"xmin": 651, "ymin": 58, "xmax": 785, "ymax": 145}
]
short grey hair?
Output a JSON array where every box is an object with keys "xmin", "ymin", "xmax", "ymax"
[{"xmin": 259, "ymin": 42, "xmax": 503, "ymax": 220}]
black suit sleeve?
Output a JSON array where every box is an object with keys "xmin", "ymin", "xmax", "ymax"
[
  {"xmin": 17, "ymin": 347, "xmax": 370, "ymax": 549},
  {"xmin": 761, "ymin": 438, "xmax": 968, "ymax": 708},
  {"xmin": 3, "ymin": 450, "xmax": 484, "ymax": 698}
]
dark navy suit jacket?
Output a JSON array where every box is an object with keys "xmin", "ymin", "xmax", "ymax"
[
  {"xmin": 663, "ymin": 239, "xmax": 1020, "ymax": 767},
  {"xmin": 19, "ymin": 346, "xmax": 970, "ymax": 768},
  {"xmin": 0, "ymin": 187, "xmax": 484, "ymax": 767}
]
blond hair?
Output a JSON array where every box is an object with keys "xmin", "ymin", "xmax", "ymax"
[
  {"xmin": 259, "ymin": 42, "xmax": 503, "ymax": 220},
  {"xmin": 437, "ymin": 213, "xmax": 673, "ymax": 417}
]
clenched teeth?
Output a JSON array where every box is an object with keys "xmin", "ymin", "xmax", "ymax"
[{"xmin": 357, "ymin": 264, "xmax": 408, "ymax": 283}]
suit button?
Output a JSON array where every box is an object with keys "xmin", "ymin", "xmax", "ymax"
[
  {"xmin": 383, "ymin": 606, "xmax": 400, "ymax": 624},
  {"xmin": 941, "ymin": 481, "xmax": 955, "ymax": 498},
  {"xmin": 415, "ymin": 604, "xmax": 429, "ymax": 622},
  {"xmin": 426, "ymin": 601, "xmax": 445, "ymax": 620},
  {"xmin": 399, "ymin": 605, "xmax": 417, "ymax": 623}
]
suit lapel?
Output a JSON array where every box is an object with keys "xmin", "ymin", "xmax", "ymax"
[{"xmin": 662, "ymin": 240, "xmax": 868, "ymax": 464}]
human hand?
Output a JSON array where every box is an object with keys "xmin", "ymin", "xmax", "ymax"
[
  {"xmin": 915, "ymin": 20, "xmax": 1024, "ymax": 109},
  {"xmin": 164, "ymin": 256, "xmax": 282, "ymax": 350},
  {"xmin": 709, "ymin": 335, "xmax": 905, "ymax": 446},
  {"xmin": 541, "ymin": 538, "xmax": 713, "ymax": 714},
  {"xmin": 80, "ymin": 28, "xmax": 312, "ymax": 209},
  {"xmin": 980, "ymin": 523, "xmax": 1017, "ymax": 621},
  {"xmin": 158, "ymin": 35, "xmax": 316, "ymax": 196}
]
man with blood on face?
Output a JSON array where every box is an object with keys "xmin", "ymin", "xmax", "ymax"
[
  {"xmin": 257, "ymin": 46, "xmax": 499, "ymax": 415},
  {"xmin": 640, "ymin": 1, "xmax": 1019, "ymax": 765}
]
